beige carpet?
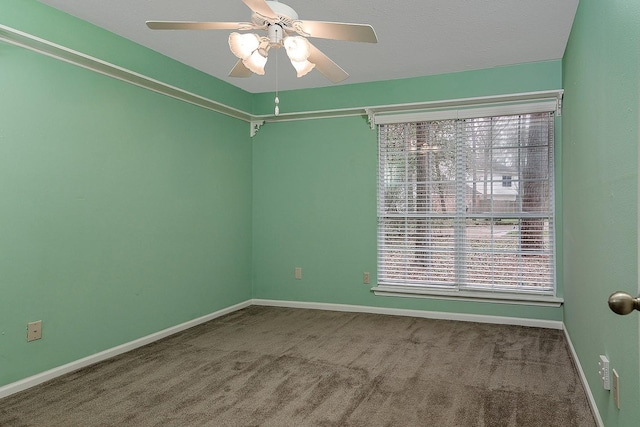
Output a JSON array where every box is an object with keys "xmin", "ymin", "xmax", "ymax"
[{"xmin": 0, "ymin": 306, "xmax": 596, "ymax": 426}]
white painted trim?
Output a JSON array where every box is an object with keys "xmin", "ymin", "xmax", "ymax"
[
  {"xmin": 0, "ymin": 298, "xmax": 567, "ymax": 401},
  {"xmin": 251, "ymin": 298, "xmax": 563, "ymax": 329},
  {"xmin": 0, "ymin": 300, "xmax": 252, "ymax": 400},
  {"xmin": 0, "ymin": 24, "xmax": 564, "ymax": 135},
  {"xmin": 373, "ymin": 100, "xmax": 559, "ymax": 125},
  {"xmin": 372, "ymin": 286, "xmax": 563, "ymax": 307},
  {"xmin": 563, "ymin": 326, "xmax": 605, "ymax": 427},
  {"xmin": 0, "ymin": 24, "xmax": 253, "ymax": 123},
  {"xmin": 258, "ymin": 90, "xmax": 564, "ymax": 124}
]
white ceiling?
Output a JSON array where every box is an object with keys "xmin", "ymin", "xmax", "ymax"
[{"xmin": 37, "ymin": 0, "xmax": 579, "ymax": 94}]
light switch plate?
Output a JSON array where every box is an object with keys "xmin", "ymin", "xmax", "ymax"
[
  {"xmin": 27, "ymin": 320, "xmax": 42, "ymax": 342},
  {"xmin": 612, "ymin": 368, "xmax": 620, "ymax": 409}
]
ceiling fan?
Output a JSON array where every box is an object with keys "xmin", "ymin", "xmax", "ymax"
[{"xmin": 146, "ymin": 0, "xmax": 378, "ymax": 84}]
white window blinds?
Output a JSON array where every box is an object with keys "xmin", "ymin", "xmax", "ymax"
[{"xmin": 377, "ymin": 112, "xmax": 555, "ymax": 295}]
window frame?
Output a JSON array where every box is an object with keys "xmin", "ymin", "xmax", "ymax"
[{"xmin": 372, "ymin": 100, "xmax": 562, "ymax": 306}]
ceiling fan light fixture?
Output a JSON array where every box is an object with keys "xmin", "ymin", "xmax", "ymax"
[
  {"xmin": 147, "ymin": 0, "xmax": 378, "ymax": 84},
  {"xmin": 290, "ymin": 59, "xmax": 315, "ymax": 78},
  {"xmin": 243, "ymin": 49, "xmax": 268, "ymax": 75},
  {"xmin": 229, "ymin": 32, "xmax": 260, "ymax": 60},
  {"xmin": 283, "ymin": 36, "xmax": 311, "ymax": 62}
]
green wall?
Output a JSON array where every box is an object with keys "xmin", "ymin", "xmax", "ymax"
[
  {"xmin": 0, "ymin": 2, "xmax": 253, "ymax": 386},
  {"xmin": 563, "ymin": 0, "xmax": 640, "ymax": 425},
  {"xmin": 0, "ymin": 0, "xmax": 252, "ymax": 113},
  {"xmin": 252, "ymin": 60, "xmax": 562, "ymax": 114},
  {"xmin": 8, "ymin": 8, "xmax": 632, "ymax": 426},
  {"xmin": 252, "ymin": 61, "xmax": 564, "ymax": 322}
]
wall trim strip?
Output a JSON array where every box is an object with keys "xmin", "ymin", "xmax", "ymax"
[
  {"xmin": 251, "ymin": 298, "xmax": 564, "ymax": 329},
  {"xmin": 0, "ymin": 300, "xmax": 252, "ymax": 400},
  {"xmin": 0, "ymin": 24, "xmax": 563, "ymax": 137},
  {"xmin": 371, "ymin": 286, "xmax": 563, "ymax": 307},
  {"xmin": 255, "ymin": 90, "xmax": 564, "ymax": 125},
  {"xmin": 0, "ymin": 302, "xmax": 601, "ymax": 427},
  {"xmin": 563, "ymin": 327, "xmax": 605, "ymax": 427},
  {"xmin": 0, "ymin": 24, "xmax": 253, "ymax": 123},
  {"xmin": 0, "ymin": 299, "xmax": 576, "ymax": 402}
]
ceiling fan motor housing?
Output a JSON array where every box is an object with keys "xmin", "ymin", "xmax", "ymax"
[
  {"xmin": 268, "ymin": 24, "xmax": 285, "ymax": 44},
  {"xmin": 264, "ymin": 1, "xmax": 298, "ymax": 22},
  {"xmin": 252, "ymin": 1, "xmax": 298, "ymax": 32}
]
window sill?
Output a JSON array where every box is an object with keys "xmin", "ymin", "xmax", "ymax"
[{"xmin": 371, "ymin": 285, "xmax": 563, "ymax": 307}]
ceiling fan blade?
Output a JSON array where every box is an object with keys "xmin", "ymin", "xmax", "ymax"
[
  {"xmin": 146, "ymin": 21, "xmax": 253, "ymax": 31},
  {"xmin": 229, "ymin": 60, "xmax": 253, "ymax": 78},
  {"xmin": 307, "ymin": 42, "xmax": 349, "ymax": 83},
  {"xmin": 242, "ymin": 0, "xmax": 277, "ymax": 19},
  {"xmin": 297, "ymin": 21, "xmax": 378, "ymax": 43}
]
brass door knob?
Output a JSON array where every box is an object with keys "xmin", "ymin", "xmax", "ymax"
[{"xmin": 608, "ymin": 292, "xmax": 640, "ymax": 315}]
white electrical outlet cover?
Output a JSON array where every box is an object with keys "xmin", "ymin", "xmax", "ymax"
[
  {"xmin": 598, "ymin": 355, "xmax": 610, "ymax": 390},
  {"xmin": 27, "ymin": 320, "xmax": 42, "ymax": 342}
]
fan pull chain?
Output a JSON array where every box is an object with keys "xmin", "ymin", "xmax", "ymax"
[{"xmin": 274, "ymin": 48, "xmax": 280, "ymax": 116}]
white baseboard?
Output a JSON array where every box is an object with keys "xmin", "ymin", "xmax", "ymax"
[
  {"xmin": 0, "ymin": 300, "xmax": 252, "ymax": 400},
  {"xmin": 251, "ymin": 298, "xmax": 564, "ymax": 330},
  {"xmin": 253, "ymin": 300, "xmax": 601, "ymax": 420},
  {"xmin": 563, "ymin": 327, "xmax": 604, "ymax": 427},
  {"xmin": 0, "ymin": 298, "xmax": 567, "ymax": 401}
]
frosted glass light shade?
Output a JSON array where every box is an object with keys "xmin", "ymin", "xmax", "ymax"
[
  {"xmin": 283, "ymin": 36, "xmax": 311, "ymax": 62},
  {"xmin": 229, "ymin": 32, "xmax": 260, "ymax": 60},
  {"xmin": 290, "ymin": 59, "xmax": 315, "ymax": 77},
  {"xmin": 243, "ymin": 49, "xmax": 267, "ymax": 75}
]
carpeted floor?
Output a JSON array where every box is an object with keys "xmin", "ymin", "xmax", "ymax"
[{"xmin": 0, "ymin": 306, "xmax": 596, "ymax": 426}]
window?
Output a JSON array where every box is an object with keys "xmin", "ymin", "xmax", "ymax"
[{"xmin": 377, "ymin": 111, "xmax": 555, "ymax": 297}]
